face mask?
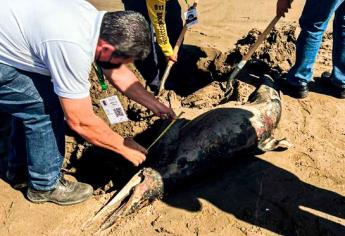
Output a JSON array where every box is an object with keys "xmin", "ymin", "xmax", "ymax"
[{"xmin": 96, "ymin": 60, "xmax": 122, "ymax": 70}]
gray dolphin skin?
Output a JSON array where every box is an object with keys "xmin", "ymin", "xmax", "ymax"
[{"xmin": 90, "ymin": 74, "xmax": 289, "ymax": 230}]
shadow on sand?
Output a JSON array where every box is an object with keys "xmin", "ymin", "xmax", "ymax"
[{"xmin": 163, "ymin": 155, "xmax": 345, "ymax": 236}]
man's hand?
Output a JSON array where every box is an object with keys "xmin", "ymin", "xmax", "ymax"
[
  {"xmin": 59, "ymin": 96, "xmax": 147, "ymax": 166},
  {"xmin": 166, "ymin": 54, "xmax": 177, "ymax": 63},
  {"xmin": 151, "ymin": 102, "xmax": 176, "ymax": 120},
  {"xmin": 121, "ymin": 138, "xmax": 148, "ymax": 166},
  {"xmin": 277, "ymin": 0, "xmax": 292, "ymax": 17}
]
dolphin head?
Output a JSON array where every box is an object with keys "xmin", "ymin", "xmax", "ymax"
[{"xmin": 99, "ymin": 168, "xmax": 164, "ymax": 231}]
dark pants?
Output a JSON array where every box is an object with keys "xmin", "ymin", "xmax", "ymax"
[
  {"xmin": 287, "ymin": 0, "xmax": 345, "ymax": 88},
  {"xmin": 122, "ymin": 0, "xmax": 183, "ymax": 85},
  {"xmin": 0, "ymin": 63, "xmax": 65, "ymax": 190},
  {"xmin": 0, "ymin": 111, "xmax": 11, "ymax": 175}
]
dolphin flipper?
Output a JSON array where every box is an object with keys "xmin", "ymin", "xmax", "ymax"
[{"xmin": 258, "ymin": 137, "xmax": 292, "ymax": 152}]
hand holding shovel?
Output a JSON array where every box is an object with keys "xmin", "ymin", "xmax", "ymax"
[
  {"xmin": 158, "ymin": 0, "xmax": 199, "ymax": 95},
  {"xmin": 223, "ymin": 15, "xmax": 281, "ymax": 101}
]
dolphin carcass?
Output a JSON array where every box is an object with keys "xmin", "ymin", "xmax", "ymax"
[{"xmin": 87, "ymin": 74, "xmax": 290, "ymax": 230}]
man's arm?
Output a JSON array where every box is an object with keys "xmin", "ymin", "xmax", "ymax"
[
  {"xmin": 59, "ymin": 95, "xmax": 147, "ymax": 166},
  {"xmin": 102, "ymin": 64, "xmax": 176, "ymax": 119},
  {"xmin": 146, "ymin": 0, "xmax": 174, "ymax": 59}
]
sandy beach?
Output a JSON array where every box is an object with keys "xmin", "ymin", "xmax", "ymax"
[{"xmin": 1, "ymin": 1, "xmax": 344, "ymax": 235}]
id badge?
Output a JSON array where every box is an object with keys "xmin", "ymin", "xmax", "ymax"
[
  {"xmin": 100, "ymin": 95, "xmax": 129, "ymax": 124},
  {"xmin": 184, "ymin": 6, "xmax": 198, "ymax": 28}
]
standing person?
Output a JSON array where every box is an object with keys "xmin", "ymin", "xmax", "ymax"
[
  {"xmin": 122, "ymin": 0, "xmax": 184, "ymax": 94},
  {"xmin": 277, "ymin": 0, "xmax": 345, "ymax": 99},
  {"xmin": 0, "ymin": 0, "xmax": 175, "ymax": 205}
]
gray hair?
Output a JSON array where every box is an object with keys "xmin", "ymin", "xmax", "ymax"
[{"xmin": 100, "ymin": 11, "xmax": 151, "ymax": 60}]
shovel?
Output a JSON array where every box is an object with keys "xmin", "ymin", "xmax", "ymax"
[
  {"xmin": 158, "ymin": 0, "xmax": 199, "ymax": 95},
  {"xmin": 224, "ymin": 15, "xmax": 281, "ymax": 101}
]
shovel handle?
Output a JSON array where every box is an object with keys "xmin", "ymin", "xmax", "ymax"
[
  {"xmin": 158, "ymin": 26, "xmax": 186, "ymax": 94},
  {"xmin": 224, "ymin": 15, "xmax": 281, "ymax": 101},
  {"xmin": 158, "ymin": 0, "xmax": 199, "ymax": 94},
  {"xmin": 242, "ymin": 15, "xmax": 281, "ymax": 61}
]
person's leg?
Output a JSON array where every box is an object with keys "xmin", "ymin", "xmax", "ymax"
[
  {"xmin": 7, "ymin": 119, "xmax": 26, "ymax": 171},
  {"xmin": 287, "ymin": 0, "xmax": 343, "ymax": 86},
  {"xmin": 0, "ymin": 64, "xmax": 64, "ymax": 190},
  {"xmin": 122, "ymin": 0, "xmax": 160, "ymax": 87},
  {"xmin": 5, "ymin": 118, "xmax": 28, "ymax": 189},
  {"xmin": 136, "ymin": 26, "xmax": 161, "ymax": 88},
  {"xmin": 0, "ymin": 63, "xmax": 93, "ymax": 205},
  {"xmin": 0, "ymin": 111, "xmax": 11, "ymax": 175},
  {"xmin": 154, "ymin": 0, "xmax": 183, "ymax": 89},
  {"xmin": 165, "ymin": 0, "xmax": 183, "ymax": 47},
  {"xmin": 331, "ymin": 2, "xmax": 345, "ymax": 90},
  {"xmin": 122, "ymin": 0, "xmax": 149, "ymax": 21},
  {"xmin": 0, "ymin": 112, "xmax": 11, "ymax": 155}
]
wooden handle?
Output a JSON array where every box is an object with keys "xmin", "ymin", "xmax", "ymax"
[
  {"xmin": 173, "ymin": 26, "xmax": 188, "ymax": 57},
  {"xmin": 158, "ymin": 0, "xmax": 199, "ymax": 94},
  {"xmin": 158, "ymin": 60, "xmax": 174, "ymax": 94},
  {"xmin": 159, "ymin": 26, "xmax": 188, "ymax": 94},
  {"xmin": 224, "ymin": 15, "xmax": 281, "ymax": 101},
  {"xmin": 242, "ymin": 15, "xmax": 281, "ymax": 61}
]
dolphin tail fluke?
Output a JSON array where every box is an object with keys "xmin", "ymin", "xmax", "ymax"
[{"xmin": 258, "ymin": 137, "xmax": 292, "ymax": 152}]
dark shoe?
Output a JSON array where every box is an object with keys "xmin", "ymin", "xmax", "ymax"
[
  {"xmin": 278, "ymin": 77, "xmax": 309, "ymax": 98},
  {"xmin": 320, "ymin": 72, "xmax": 345, "ymax": 99},
  {"xmin": 27, "ymin": 177, "xmax": 93, "ymax": 205},
  {"xmin": 6, "ymin": 169, "xmax": 28, "ymax": 190}
]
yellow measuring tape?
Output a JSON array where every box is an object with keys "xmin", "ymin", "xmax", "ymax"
[{"xmin": 147, "ymin": 111, "xmax": 185, "ymax": 151}]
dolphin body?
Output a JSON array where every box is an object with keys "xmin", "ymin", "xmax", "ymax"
[{"xmin": 90, "ymin": 74, "xmax": 288, "ymax": 230}]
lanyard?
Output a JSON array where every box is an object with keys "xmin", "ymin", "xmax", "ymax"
[{"xmin": 92, "ymin": 63, "xmax": 108, "ymax": 91}]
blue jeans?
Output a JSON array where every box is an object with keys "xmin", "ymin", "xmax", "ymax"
[
  {"xmin": 0, "ymin": 63, "xmax": 65, "ymax": 190},
  {"xmin": 0, "ymin": 111, "xmax": 11, "ymax": 155},
  {"xmin": 287, "ymin": 0, "xmax": 345, "ymax": 88},
  {"xmin": 122, "ymin": 0, "xmax": 183, "ymax": 84},
  {"xmin": 0, "ymin": 111, "xmax": 11, "ymax": 174}
]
